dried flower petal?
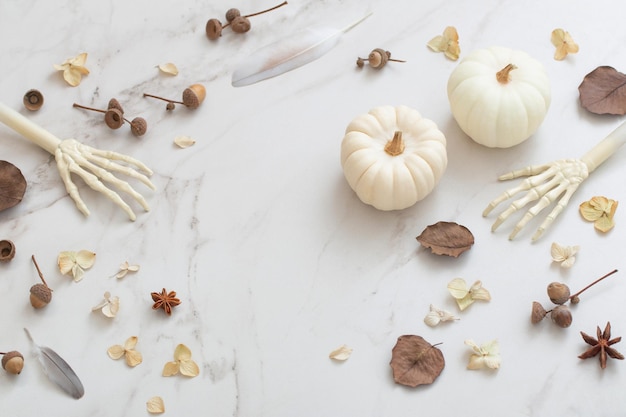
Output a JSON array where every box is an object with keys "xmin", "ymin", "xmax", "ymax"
[
  {"xmin": 147, "ymin": 396, "xmax": 165, "ymax": 414},
  {"xmin": 58, "ymin": 250, "xmax": 96, "ymax": 282},
  {"xmin": 53, "ymin": 53, "xmax": 90, "ymax": 86},
  {"xmin": 107, "ymin": 336, "xmax": 142, "ymax": 367},
  {"xmin": 174, "ymin": 135, "xmax": 196, "ymax": 148},
  {"xmin": 550, "ymin": 242, "xmax": 579, "ymax": 268},
  {"xmin": 448, "ymin": 278, "xmax": 490, "ymax": 311},
  {"xmin": 465, "ymin": 339, "xmax": 500, "ymax": 370},
  {"xmin": 427, "ymin": 26, "xmax": 460, "ymax": 60},
  {"xmin": 551, "ymin": 28, "xmax": 579, "ymax": 60},
  {"xmin": 329, "ymin": 344, "xmax": 353, "ymax": 361},
  {"xmin": 158, "ymin": 62, "xmax": 179, "ymax": 75},
  {"xmin": 114, "ymin": 261, "xmax": 140, "ymax": 279},
  {"xmin": 91, "ymin": 291, "xmax": 120, "ymax": 317},
  {"xmin": 424, "ymin": 304, "xmax": 458, "ymax": 327},
  {"xmin": 579, "ymin": 196, "xmax": 618, "ymax": 232},
  {"xmin": 162, "ymin": 344, "xmax": 199, "ymax": 377}
]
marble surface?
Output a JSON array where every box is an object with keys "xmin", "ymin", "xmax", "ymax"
[{"xmin": 1, "ymin": 0, "xmax": 626, "ymax": 416}]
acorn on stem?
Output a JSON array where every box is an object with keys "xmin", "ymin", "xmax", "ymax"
[
  {"xmin": 73, "ymin": 100, "xmax": 147, "ymax": 136},
  {"xmin": 206, "ymin": 1, "xmax": 288, "ymax": 40},
  {"xmin": 1, "ymin": 351, "xmax": 24, "ymax": 375},
  {"xmin": 29, "ymin": 255, "xmax": 52, "ymax": 309},
  {"xmin": 143, "ymin": 83, "xmax": 206, "ymax": 110},
  {"xmin": 356, "ymin": 49, "xmax": 406, "ymax": 69}
]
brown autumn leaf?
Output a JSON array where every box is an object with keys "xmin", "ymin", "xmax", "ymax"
[
  {"xmin": 390, "ymin": 335, "xmax": 444, "ymax": 387},
  {"xmin": 0, "ymin": 161, "xmax": 27, "ymax": 211},
  {"xmin": 416, "ymin": 221, "xmax": 474, "ymax": 257},
  {"xmin": 578, "ymin": 66, "xmax": 626, "ymax": 115}
]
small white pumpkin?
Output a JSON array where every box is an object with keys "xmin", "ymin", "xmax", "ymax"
[
  {"xmin": 447, "ymin": 46, "xmax": 551, "ymax": 148},
  {"xmin": 340, "ymin": 105, "xmax": 447, "ymax": 211}
]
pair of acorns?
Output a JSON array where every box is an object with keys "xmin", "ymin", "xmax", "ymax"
[
  {"xmin": 531, "ymin": 269, "xmax": 618, "ymax": 328},
  {"xmin": 73, "ymin": 99, "xmax": 147, "ymax": 137},
  {"xmin": 206, "ymin": 1, "xmax": 288, "ymax": 40}
]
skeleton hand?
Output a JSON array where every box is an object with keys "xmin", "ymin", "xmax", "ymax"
[
  {"xmin": 483, "ymin": 121, "xmax": 626, "ymax": 241},
  {"xmin": 0, "ymin": 101, "xmax": 154, "ymax": 220}
]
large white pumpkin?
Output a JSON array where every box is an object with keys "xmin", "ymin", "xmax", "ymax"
[
  {"xmin": 340, "ymin": 105, "xmax": 447, "ymax": 211},
  {"xmin": 447, "ymin": 46, "xmax": 551, "ymax": 148}
]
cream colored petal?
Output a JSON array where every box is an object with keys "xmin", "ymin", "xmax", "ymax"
[
  {"xmin": 124, "ymin": 336, "xmax": 139, "ymax": 350},
  {"xmin": 174, "ymin": 136, "xmax": 196, "ymax": 148},
  {"xmin": 128, "ymin": 264, "xmax": 140, "ymax": 272},
  {"xmin": 53, "ymin": 63, "xmax": 68, "ymax": 71},
  {"xmin": 482, "ymin": 339, "xmax": 500, "ymax": 355},
  {"xmin": 162, "ymin": 361, "xmax": 179, "ymax": 376},
  {"xmin": 608, "ymin": 200, "xmax": 618, "ymax": 218},
  {"xmin": 580, "ymin": 201, "xmax": 603, "ymax": 221},
  {"xmin": 103, "ymin": 296, "xmax": 120, "ymax": 317},
  {"xmin": 595, "ymin": 215, "xmax": 615, "ymax": 232},
  {"xmin": 58, "ymin": 252, "xmax": 75, "ymax": 274},
  {"xmin": 550, "ymin": 28, "xmax": 565, "ymax": 47},
  {"xmin": 173, "ymin": 344, "xmax": 192, "ymax": 361},
  {"xmin": 92, "ymin": 299, "xmax": 107, "ymax": 311},
  {"xmin": 75, "ymin": 250, "xmax": 96, "ymax": 269},
  {"xmin": 442, "ymin": 26, "xmax": 459, "ymax": 42},
  {"xmin": 107, "ymin": 345, "xmax": 126, "ymax": 360},
  {"xmin": 424, "ymin": 311, "xmax": 442, "ymax": 327},
  {"xmin": 467, "ymin": 354, "xmax": 485, "ymax": 370},
  {"xmin": 455, "ymin": 294, "xmax": 474, "ymax": 311},
  {"xmin": 590, "ymin": 196, "xmax": 610, "ymax": 211},
  {"xmin": 158, "ymin": 62, "xmax": 179, "ymax": 75},
  {"xmin": 484, "ymin": 354, "xmax": 501, "ymax": 369},
  {"xmin": 63, "ymin": 68, "xmax": 83, "ymax": 87},
  {"xmin": 553, "ymin": 44, "xmax": 568, "ymax": 61},
  {"xmin": 464, "ymin": 339, "xmax": 481, "ymax": 354},
  {"xmin": 550, "ymin": 242, "xmax": 566, "ymax": 261},
  {"xmin": 125, "ymin": 349, "xmax": 143, "ymax": 367},
  {"xmin": 470, "ymin": 287, "xmax": 491, "ymax": 302},
  {"xmin": 329, "ymin": 344, "xmax": 353, "ymax": 360},
  {"xmin": 71, "ymin": 264, "xmax": 85, "ymax": 282},
  {"xmin": 560, "ymin": 256, "xmax": 576, "ymax": 268},
  {"xmin": 443, "ymin": 41, "xmax": 460, "ymax": 60},
  {"xmin": 147, "ymin": 396, "xmax": 165, "ymax": 414},
  {"xmin": 70, "ymin": 52, "xmax": 88, "ymax": 67},
  {"xmin": 426, "ymin": 35, "xmax": 448, "ymax": 52},
  {"xmin": 447, "ymin": 278, "xmax": 469, "ymax": 299},
  {"xmin": 179, "ymin": 359, "xmax": 200, "ymax": 377}
]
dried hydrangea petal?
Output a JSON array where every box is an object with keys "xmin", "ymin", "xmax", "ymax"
[
  {"xmin": 158, "ymin": 62, "xmax": 179, "ymax": 75},
  {"xmin": 174, "ymin": 135, "xmax": 196, "ymax": 148},
  {"xmin": 107, "ymin": 345, "xmax": 126, "ymax": 360},
  {"xmin": 147, "ymin": 396, "xmax": 165, "ymax": 414},
  {"xmin": 427, "ymin": 26, "xmax": 460, "ymax": 60},
  {"xmin": 550, "ymin": 242, "xmax": 579, "ymax": 268},
  {"xmin": 447, "ymin": 278, "xmax": 490, "ymax": 310},
  {"xmin": 595, "ymin": 215, "xmax": 615, "ymax": 232},
  {"xmin": 551, "ymin": 28, "xmax": 579, "ymax": 60},
  {"xmin": 424, "ymin": 304, "xmax": 458, "ymax": 327},
  {"xmin": 179, "ymin": 359, "xmax": 200, "ymax": 377},
  {"xmin": 162, "ymin": 344, "xmax": 199, "ymax": 377},
  {"xmin": 54, "ymin": 53, "xmax": 90, "ymax": 86},
  {"xmin": 125, "ymin": 349, "xmax": 143, "ymax": 367},
  {"xmin": 162, "ymin": 361, "xmax": 179, "ymax": 376},
  {"xmin": 92, "ymin": 291, "xmax": 120, "ymax": 317},
  {"xmin": 465, "ymin": 339, "xmax": 500, "ymax": 370},
  {"xmin": 58, "ymin": 250, "xmax": 96, "ymax": 282},
  {"xmin": 115, "ymin": 261, "xmax": 140, "ymax": 278},
  {"xmin": 329, "ymin": 344, "xmax": 353, "ymax": 361},
  {"xmin": 580, "ymin": 196, "xmax": 618, "ymax": 232}
]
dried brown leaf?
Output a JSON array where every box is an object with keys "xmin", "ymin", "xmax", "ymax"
[
  {"xmin": 0, "ymin": 160, "xmax": 27, "ymax": 211},
  {"xmin": 579, "ymin": 66, "xmax": 626, "ymax": 115},
  {"xmin": 416, "ymin": 221, "xmax": 474, "ymax": 257},
  {"xmin": 390, "ymin": 335, "xmax": 445, "ymax": 387}
]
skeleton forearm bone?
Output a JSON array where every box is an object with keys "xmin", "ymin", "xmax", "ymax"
[
  {"xmin": 0, "ymin": 101, "xmax": 154, "ymax": 220},
  {"xmin": 483, "ymin": 121, "xmax": 626, "ymax": 241}
]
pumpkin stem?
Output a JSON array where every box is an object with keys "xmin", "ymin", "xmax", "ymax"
[
  {"xmin": 384, "ymin": 131, "xmax": 405, "ymax": 156},
  {"xmin": 496, "ymin": 63, "xmax": 517, "ymax": 84}
]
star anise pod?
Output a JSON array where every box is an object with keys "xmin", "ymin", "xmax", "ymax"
[
  {"xmin": 578, "ymin": 321, "xmax": 624, "ymax": 369},
  {"xmin": 151, "ymin": 288, "xmax": 181, "ymax": 315}
]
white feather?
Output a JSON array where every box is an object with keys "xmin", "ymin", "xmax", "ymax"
[
  {"xmin": 232, "ymin": 12, "xmax": 372, "ymax": 87},
  {"xmin": 24, "ymin": 328, "xmax": 85, "ymax": 399}
]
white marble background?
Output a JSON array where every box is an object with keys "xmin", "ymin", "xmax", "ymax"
[{"xmin": 1, "ymin": 0, "xmax": 626, "ymax": 416}]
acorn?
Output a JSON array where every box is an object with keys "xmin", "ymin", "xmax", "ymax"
[
  {"xmin": 356, "ymin": 48, "xmax": 406, "ymax": 69},
  {"xmin": 547, "ymin": 282, "xmax": 571, "ymax": 305},
  {"xmin": 107, "ymin": 98, "xmax": 125, "ymax": 114},
  {"xmin": 231, "ymin": 16, "xmax": 251, "ymax": 34},
  {"xmin": 23, "ymin": 89, "xmax": 44, "ymax": 111},
  {"xmin": 144, "ymin": 83, "xmax": 206, "ymax": 110},
  {"xmin": 129, "ymin": 117, "xmax": 148, "ymax": 137},
  {"xmin": 0, "ymin": 239, "xmax": 16, "ymax": 262},
  {"xmin": 1, "ymin": 351, "xmax": 24, "ymax": 374},
  {"xmin": 530, "ymin": 301, "xmax": 547, "ymax": 324},
  {"xmin": 550, "ymin": 305, "xmax": 572, "ymax": 328},
  {"xmin": 29, "ymin": 255, "xmax": 52, "ymax": 309},
  {"xmin": 225, "ymin": 8, "xmax": 241, "ymax": 22}
]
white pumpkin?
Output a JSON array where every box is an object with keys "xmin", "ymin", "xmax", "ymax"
[
  {"xmin": 340, "ymin": 105, "xmax": 447, "ymax": 211},
  {"xmin": 447, "ymin": 46, "xmax": 551, "ymax": 148}
]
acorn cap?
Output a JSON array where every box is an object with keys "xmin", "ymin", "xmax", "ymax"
[
  {"xmin": 30, "ymin": 283, "xmax": 52, "ymax": 308},
  {"xmin": 206, "ymin": 18, "xmax": 223, "ymax": 40},
  {"xmin": 530, "ymin": 301, "xmax": 547, "ymax": 324},
  {"xmin": 23, "ymin": 89, "xmax": 44, "ymax": 111},
  {"xmin": 231, "ymin": 16, "xmax": 251, "ymax": 34},
  {"xmin": 2, "ymin": 351, "xmax": 24, "ymax": 374},
  {"xmin": 104, "ymin": 108, "xmax": 125, "ymax": 129},
  {"xmin": 182, "ymin": 84, "xmax": 206, "ymax": 109},
  {"xmin": 0, "ymin": 239, "xmax": 16, "ymax": 262},
  {"xmin": 225, "ymin": 8, "xmax": 241, "ymax": 22}
]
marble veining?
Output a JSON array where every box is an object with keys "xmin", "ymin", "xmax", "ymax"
[{"xmin": 1, "ymin": 0, "xmax": 626, "ymax": 416}]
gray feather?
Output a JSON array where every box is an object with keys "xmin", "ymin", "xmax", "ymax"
[{"xmin": 24, "ymin": 328, "xmax": 85, "ymax": 399}]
